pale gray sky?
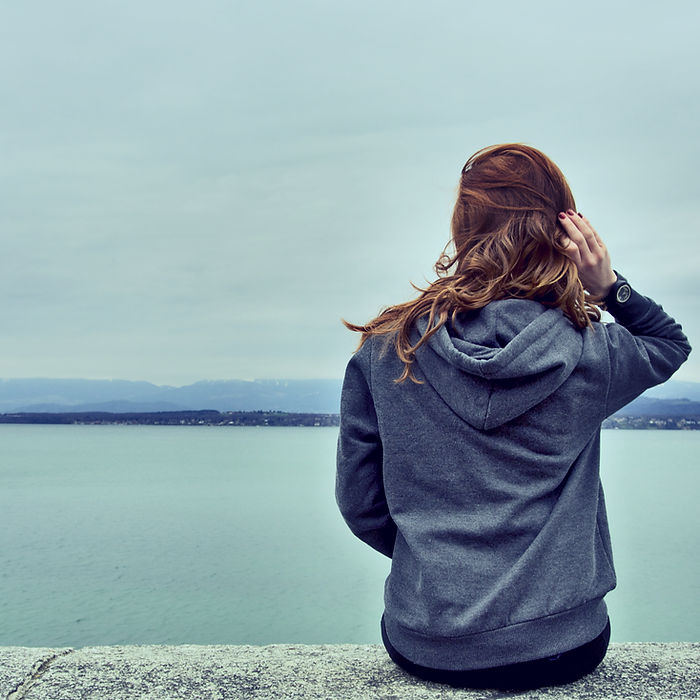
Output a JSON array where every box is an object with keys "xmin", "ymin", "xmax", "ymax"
[{"xmin": 2, "ymin": 0, "xmax": 698, "ymax": 383}]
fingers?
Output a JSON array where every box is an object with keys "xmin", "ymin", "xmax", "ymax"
[
  {"xmin": 560, "ymin": 233, "xmax": 582, "ymax": 267},
  {"xmin": 558, "ymin": 210, "xmax": 598, "ymax": 256},
  {"xmin": 557, "ymin": 210, "xmax": 616, "ymax": 297},
  {"xmin": 558, "ymin": 212, "xmax": 583, "ymax": 265},
  {"xmin": 577, "ymin": 212, "xmax": 605, "ymax": 250}
]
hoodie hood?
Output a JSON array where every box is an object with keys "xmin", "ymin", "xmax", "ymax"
[{"xmin": 413, "ymin": 299, "xmax": 584, "ymax": 430}]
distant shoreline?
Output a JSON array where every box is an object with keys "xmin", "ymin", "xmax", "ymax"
[
  {"xmin": 0, "ymin": 410, "xmax": 699, "ymax": 429},
  {"xmin": 0, "ymin": 410, "xmax": 340, "ymax": 427}
]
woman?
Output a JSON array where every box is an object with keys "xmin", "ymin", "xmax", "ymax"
[{"xmin": 335, "ymin": 144, "xmax": 691, "ymax": 689}]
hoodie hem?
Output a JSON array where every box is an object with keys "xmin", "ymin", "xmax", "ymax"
[{"xmin": 383, "ymin": 598, "xmax": 609, "ymax": 671}]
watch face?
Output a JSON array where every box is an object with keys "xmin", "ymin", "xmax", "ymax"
[{"xmin": 616, "ymin": 283, "xmax": 632, "ymax": 304}]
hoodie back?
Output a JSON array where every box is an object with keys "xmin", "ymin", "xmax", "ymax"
[{"xmin": 336, "ymin": 280, "xmax": 690, "ymax": 670}]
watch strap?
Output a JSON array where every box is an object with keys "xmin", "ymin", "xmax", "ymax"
[{"xmin": 604, "ymin": 273, "xmax": 632, "ymax": 306}]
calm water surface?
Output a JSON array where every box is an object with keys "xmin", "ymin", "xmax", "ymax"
[{"xmin": 1, "ymin": 426, "xmax": 698, "ymax": 646}]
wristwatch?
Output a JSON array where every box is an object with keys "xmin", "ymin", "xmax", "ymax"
[{"xmin": 605, "ymin": 273, "xmax": 632, "ymax": 305}]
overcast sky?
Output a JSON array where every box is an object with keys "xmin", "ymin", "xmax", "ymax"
[{"xmin": 1, "ymin": 1, "xmax": 698, "ymax": 384}]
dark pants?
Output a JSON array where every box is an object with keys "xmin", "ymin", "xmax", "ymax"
[{"xmin": 381, "ymin": 615, "xmax": 611, "ymax": 690}]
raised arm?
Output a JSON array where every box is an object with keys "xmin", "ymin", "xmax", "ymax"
[{"xmin": 558, "ymin": 210, "xmax": 691, "ymax": 415}]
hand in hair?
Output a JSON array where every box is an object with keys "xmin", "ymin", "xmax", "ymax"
[{"xmin": 558, "ymin": 210, "xmax": 617, "ymax": 298}]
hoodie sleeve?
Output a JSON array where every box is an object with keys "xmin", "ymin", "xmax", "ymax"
[
  {"xmin": 336, "ymin": 341, "xmax": 396, "ymax": 558},
  {"xmin": 603, "ymin": 273, "xmax": 691, "ymax": 417}
]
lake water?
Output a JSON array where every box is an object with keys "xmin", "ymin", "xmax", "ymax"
[{"xmin": 1, "ymin": 426, "xmax": 698, "ymax": 647}]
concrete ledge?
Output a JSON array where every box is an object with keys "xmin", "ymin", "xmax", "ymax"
[{"xmin": 2, "ymin": 643, "xmax": 698, "ymax": 699}]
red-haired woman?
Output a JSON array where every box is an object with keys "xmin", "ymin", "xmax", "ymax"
[{"xmin": 336, "ymin": 144, "xmax": 690, "ymax": 690}]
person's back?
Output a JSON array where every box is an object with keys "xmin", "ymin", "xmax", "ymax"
[{"xmin": 335, "ymin": 144, "xmax": 691, "ymax": 690}]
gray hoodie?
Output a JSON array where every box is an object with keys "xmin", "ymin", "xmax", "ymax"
[{"xmin": 336, "ymin": 275, "xmax": 690, "ymax": 670}]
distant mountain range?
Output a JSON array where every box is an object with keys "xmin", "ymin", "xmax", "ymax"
[
  {"xmin": 0, "ymin": 378, "xmax": 698, "ymax": 417},
  {"xmin": 0, "ymin": 378, "xmax": 344, "ymax": 414}
]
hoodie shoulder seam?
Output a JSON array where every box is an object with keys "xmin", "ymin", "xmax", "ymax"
[{"xmin": 601, "ymin": 324, "xmax": 613, "ymax": 419}]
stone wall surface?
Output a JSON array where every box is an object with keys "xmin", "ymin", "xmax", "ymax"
[{"xmin": 2, "ymin": 643, "xmax": 698, "ymax": 700}]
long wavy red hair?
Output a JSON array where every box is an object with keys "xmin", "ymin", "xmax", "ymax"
[{"xmin": 345, "ymin": 143, "xmax": 603, "ymax": 382}]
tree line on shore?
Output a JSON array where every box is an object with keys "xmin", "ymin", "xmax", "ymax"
[{"xmin": 0, "ymin": 410, "xmax": 340, "ymax": 427}]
